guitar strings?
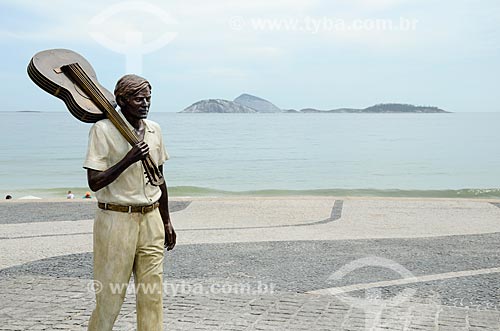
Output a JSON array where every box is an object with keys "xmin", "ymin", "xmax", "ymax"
[
  {"xmin": 65, "ymin": 63, "xmax": 163, "ymax": 183},
  {"xmin": 70, "ymin": 63, "xmax": 161, "ymax": 181},
  {"xmin": 68, "ymin": 64, "xmax": 138, "ymax": 144}
]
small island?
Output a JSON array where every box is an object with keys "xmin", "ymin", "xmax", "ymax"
[{"xmin": 180, "ymin": 93, "xmax": 449, "ymax": 113}]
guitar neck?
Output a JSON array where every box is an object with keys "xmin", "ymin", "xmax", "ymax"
[
  {"xmin": 61, "ymin": 62, "xmax": 164, "ymax": 186},
  {"xmin": 61, "ymin": 63, "xmax": 139, "ymax": 145}
]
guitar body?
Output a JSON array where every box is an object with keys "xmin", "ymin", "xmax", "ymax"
[{"xmin": 28, "ymin": 49, "xmax": 115, "ymax": 123}]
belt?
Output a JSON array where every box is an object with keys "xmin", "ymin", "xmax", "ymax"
[{"xmin": 97, "ymin": 201, "xmax": 160, "ymax": 214}]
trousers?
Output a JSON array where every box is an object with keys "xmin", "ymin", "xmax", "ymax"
[{"xmin": 87, "ymin": 208, "xmax": 165, "ymax": 331}]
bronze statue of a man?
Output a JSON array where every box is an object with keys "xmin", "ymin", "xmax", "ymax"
[{"xmin": 84, "ymin": 74, "xmax": 176, "ymax": 331}]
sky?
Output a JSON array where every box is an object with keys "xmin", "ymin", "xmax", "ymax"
[{"xmin": 0, "ymin": 0, "xmax": 499, "ymax": 112}]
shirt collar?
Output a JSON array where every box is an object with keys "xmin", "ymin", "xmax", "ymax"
[{"xmin": 144, "ymin": 120, "xmax": 155, "ymax": 133}]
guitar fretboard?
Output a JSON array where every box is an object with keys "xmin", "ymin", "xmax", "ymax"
[
  {"xmin": 62, "ymin": 63, "xmax": 139, "ymax": 145},
  {"xmin": 61, "ymin": 62, "xmax": 164, "ymax": 186}
]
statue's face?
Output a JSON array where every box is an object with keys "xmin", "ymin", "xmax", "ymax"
[{"xmin": 121, "ymin": 87, "xmax": 151, "ymax": 121}]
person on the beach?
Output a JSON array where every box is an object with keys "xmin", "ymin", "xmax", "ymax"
[
  {"xmin": 82, "ymin": 191, "xmax": 92, "ymax": 199},
  {"xmin": 84, "ymin": 74, "xmax": 176, "ymax": 331},
  {"xmin": 66, "ymin": 190, "xmax": 74, "ymax": 199}
]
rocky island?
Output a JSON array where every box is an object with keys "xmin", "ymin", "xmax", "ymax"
[
  {"xmin": 180, "ymin": 94, "xmax": 449, "ymax": 113},
  {"xmin": 180, "ymin": 99, "xmax": 256, "ymax": 113}
]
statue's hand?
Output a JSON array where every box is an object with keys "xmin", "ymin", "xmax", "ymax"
[
  {"xmin": 126, "ymin": 141, "xmax": 149, "ymax": 164},
  {"xmin": 164, "ymin": 220, "xmax": 176, "ymax": 251}
]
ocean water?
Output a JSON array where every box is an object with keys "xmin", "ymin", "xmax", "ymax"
[{"xmin": 1, "ymin": 111, "xmax": 499, "ymax": 198}]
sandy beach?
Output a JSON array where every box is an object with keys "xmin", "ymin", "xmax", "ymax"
[{"xmin": 1, "ymin": 196, "xmax": 500, "ymax": 330}]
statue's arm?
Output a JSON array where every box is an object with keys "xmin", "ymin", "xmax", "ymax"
[
  {"xmin": 87, "ymin": 141, "xmax": 149, "ymax": 191},
  {"xmin": 158, "ymin": 165, "xmax": 176, "ymax": 250}
]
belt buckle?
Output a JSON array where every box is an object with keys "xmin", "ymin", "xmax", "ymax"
[
  {"xmin": 128, "ymin": 206, "xmax": 132, "ymax": 213},
  {"xmin": 141, "ymin": 206, "xmax": 146, "ymax": 214}
]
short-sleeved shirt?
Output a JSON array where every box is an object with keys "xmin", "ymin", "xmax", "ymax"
[{"xmin": 83, "ymin": 117, "xmax": 169, "ymax": 205}]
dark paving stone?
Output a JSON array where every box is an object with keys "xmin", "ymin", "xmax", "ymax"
[{"xmin": 1, "ymin": 233, "xmax": 499, "ymax": 308}]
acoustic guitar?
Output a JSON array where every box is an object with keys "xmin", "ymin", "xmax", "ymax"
[{"xmin": 27, "ymin": 49, "xmax": 164, "ymax": 186}]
